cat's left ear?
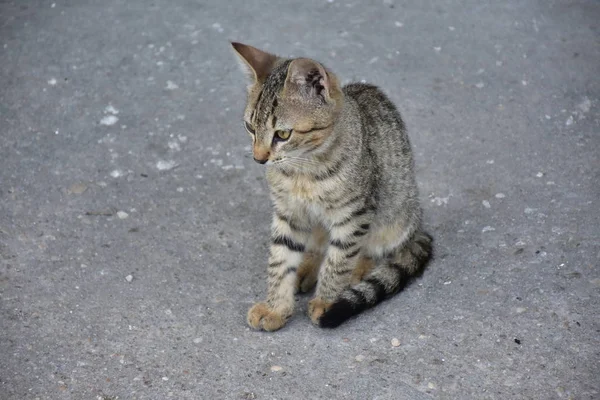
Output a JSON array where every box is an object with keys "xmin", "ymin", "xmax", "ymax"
[
  {"xmin": 284, "ymin": 58, "xmax": 335, "ymax": 102},
  {"xmin": 231, "ymin": 42, "xmax": 278, "ymax": 84}
]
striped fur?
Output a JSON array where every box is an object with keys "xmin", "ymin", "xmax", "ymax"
[
  {"xmin": 319, "ymin": 230, "xmax": 433, "ymax": 328},
  {"xmin": 233, "ymin": 43, "xmax": 433, "ymax": 331}
]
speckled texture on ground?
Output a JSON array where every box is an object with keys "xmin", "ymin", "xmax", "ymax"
[{"xmin": 1, "ymin": 1, "xmax": 599, "ymax": 399}]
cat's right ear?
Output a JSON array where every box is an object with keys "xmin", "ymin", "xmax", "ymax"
[
  {"xmin": 284, "ymin": 58, "xmax": 337, "ymax": 103},
  {"xmin": 231, "ymin": 42, "xmax": 277, "ymax": 84}
]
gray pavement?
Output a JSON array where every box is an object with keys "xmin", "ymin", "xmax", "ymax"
[{"xmin": 1, "ymin": 1, "xmax": 599, "ymax": 399}]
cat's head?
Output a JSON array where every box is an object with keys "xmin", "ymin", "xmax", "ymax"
[{"xmin": 231, "ymin": 42, "xmax": 343, "ymax": 167}]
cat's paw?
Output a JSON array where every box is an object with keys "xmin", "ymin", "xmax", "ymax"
[
  {"xmin": 308, "ymin": 297, "xmax": 333, "ymax": 325},
  {"xmin": 247, "ymin": 302, "xmax": 288, "ymax": 331}
]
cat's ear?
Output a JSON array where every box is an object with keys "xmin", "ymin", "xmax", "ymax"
[
  {"xmin": 284, "ymin": 58, "xmax": 333, "ymax": 102},
  {"xmin": 231, "ymin": 42, "xmax": 277, "ymax": 84}
]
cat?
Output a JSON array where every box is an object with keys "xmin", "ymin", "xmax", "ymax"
[{"xmin": 232, "ymin": 42, "xmax": 433, "ymax": 330}]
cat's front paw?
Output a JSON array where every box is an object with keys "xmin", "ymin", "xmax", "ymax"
[
  {"xmin": 247, "ymin": 302, "xmax": 289, "ymax": 331},
  {"xmin": 308, "ymin": 297, "xmax": 333, "ymax": 325}
]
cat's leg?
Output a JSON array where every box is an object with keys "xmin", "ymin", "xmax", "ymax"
[
  {"xmin": 247, "ymin": 211, "xmax": 312, "ymax": 331},
  {"xmin": 296, "ymin": 225, "xmax": 328, "ymax": 293},
  {"xmin": 308, "ymin": 220, "xmax": 369, "ymax": 324}
]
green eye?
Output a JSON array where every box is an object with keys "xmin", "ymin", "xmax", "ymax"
[
  {"xmin": 274, "ymin": 130, "xmax": 292, "ymax": 141},
  {"xmin": 244, "ymin": 121, "xmax": 255, "ymax": 134}
]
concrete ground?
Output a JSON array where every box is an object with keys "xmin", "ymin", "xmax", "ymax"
[{"xmin": 1, "ymin": 1, "xmax": 598, "ymax": 399}]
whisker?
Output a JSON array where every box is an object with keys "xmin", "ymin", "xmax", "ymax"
[
  {"xmin": 283, "ymin": 156, "xmax": 323, "ymax": 167},
  {"xmin": 278, "ymin": 159, "xmax": 322, "ymax": 172}
]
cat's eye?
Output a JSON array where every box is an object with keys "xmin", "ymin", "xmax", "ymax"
[
  {"xmin": 244, "ymin": 121, "xmax": 255, "ymax": 135},
  {"xmin": 274, "ymin": 130, "xmax": 292, "ymax": 141}
]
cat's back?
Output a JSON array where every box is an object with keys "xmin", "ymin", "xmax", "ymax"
[
  {"xmin": 342, "ymin": 82, "xmax": 411, "ymax": 163},
  {"xmin": 342, "ymin": 83, "xmax": 406, "ymax": 133},
  {"xmin": 342, "ymin": 83, "xmax": 409, "ymax": 158},
  {"xmin": 342, "ymin": 82, "xmax": 418, "ymax": 221},
  {"xmin": 343, "ymin": 82, "xmax": 388, "ymax": 103}
]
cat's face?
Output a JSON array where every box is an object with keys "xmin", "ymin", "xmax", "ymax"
[{"xmin": 232, "ymin": 43, "xmax": 343, "ymax": 167}]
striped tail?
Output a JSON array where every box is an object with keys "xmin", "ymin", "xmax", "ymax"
[{"xmin": 319, "ymin": 230, "xmax": 433, "ymax": 328}]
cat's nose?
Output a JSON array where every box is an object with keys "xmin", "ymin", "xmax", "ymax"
[
  {"xmin": 253, "ymin": 157, "xmax": 268, "ymax": 164},
  {"xmin": 253, "ymin": 148, "xmax": 270, "ymax": 164}
]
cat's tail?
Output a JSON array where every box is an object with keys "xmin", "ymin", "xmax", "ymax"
[{"xmin": 319, "ymin": 230, "xmax": 433, "ymax": 328}]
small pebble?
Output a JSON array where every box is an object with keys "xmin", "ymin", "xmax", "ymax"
[
  {"xmin": 117, "ymin": 211, "xmax": 129, "ymax": 219},
  {"xmin": 162, "ymin": 377, "xmax": 169, "ymax": 381},
  {"xmin": 270, "ymin": 365, "xmax": 283, "ymax": 372},
  {"xmin": 211, "ymin": 22, "xmax": 224, "ymax": 33},
  {"xmin": 165, "ymin": 81, "xmax": 179, "ymax": 90},
  {"xmin": 565, "ymin": 115, "xmax": 573, "ymax": 126},
  {"xmin": 482, "ymin": 226, "xmax": 495, "ymax": 233},
  {"xmin": 355, "ymin": 355, "xmax": 365, "ymax": 362},
  {"xmin": 391, "ymin": 338, "xmax": 400, "ymax": 347},
  {"xmin": 428, "ymin": 382, "xmax": 437, "ymax": 390},
  {"xmin": 156, "ymin": 160, "xmax": 177, "ymax": 171},
  {"xmin": 100, "ymin": 115, "xmax": 119, "ymax": 126},
  {"xmin": 516, "ymin": 307, "xmax": 527, "ymax": 314},
  {"xmin": 495, "ymin": 193, "xmax": 506, "ymax": 199},
  {"xmin": 193, "ymin": 337, "xmax": 203, "ymax": 344},
  {"xmin": 536, "ymin": 172, "xmax": 544, "ymax": 178},
  {"xmin": 475, "ymin": 82, "xmax": 485, "ymax": 89},
  {"xmin": 69, "ymin": 183, "xmax": 88, "ymax": 195},
  {"xmin": 168, "ymin": 140, "xmax": 181, "ymax": 151},
  {"xmin": 125, "ymin": 274, "xmax": 133, "ymax": 282},
  {"xmin": 104, "ymin": 105, "xmax": 119, "ymax": 115},
  {"xmin": 482, "ymin": 200, "xmax": 491, "ymax": 209}
]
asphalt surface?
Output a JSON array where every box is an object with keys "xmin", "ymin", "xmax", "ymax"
[{"xmin": 1, "ymin": 1, "xmax": 599, "ymax": 399}]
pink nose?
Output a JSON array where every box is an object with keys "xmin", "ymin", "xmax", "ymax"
[{"xmin": 253, "ymin": 148, "xmax": 270, "ymax": 164}]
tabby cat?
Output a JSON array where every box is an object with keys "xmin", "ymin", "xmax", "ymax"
[{"xmin": 232, "ymin": 42, "xmax": 433, "ymax": 330}]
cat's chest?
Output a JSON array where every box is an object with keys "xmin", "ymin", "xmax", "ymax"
[
  {"xmin": 269, "ymin": 171, "xmax": 329, "ymax": 204},
  {"xmin": 289, "ymin": 175, "xmax": 320, "ymax": 200}
]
